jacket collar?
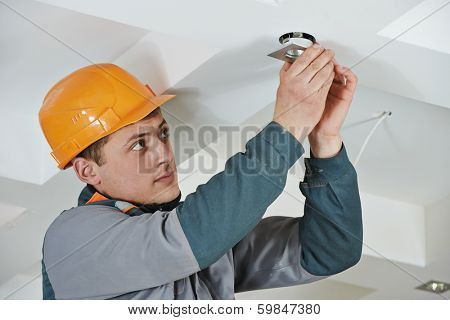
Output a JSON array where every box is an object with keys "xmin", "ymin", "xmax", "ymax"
[{"xmin": 77, "ymin": 184, "xmax": 182, "ymax": 214}]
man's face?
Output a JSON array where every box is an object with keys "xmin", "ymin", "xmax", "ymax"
[{"xmin": 95, "ymin": 110, "xmax": 180, "ymax": 205}]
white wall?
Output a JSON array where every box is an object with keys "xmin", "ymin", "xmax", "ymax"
[
  {"xmin": 425, "ymin": 193, "xmax": 450, "ymax": 264},
  {"xmin": 360, "ymin": 192, "xmax": 426, "ymax": 266}
]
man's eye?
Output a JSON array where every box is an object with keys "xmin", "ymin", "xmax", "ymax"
[
  {"xmin": 160, "ymin": 127, "xmax": 170, "ymax": 140},
  {"xmin": 131, "ymin": 140, "xmax": 145, "ymax": 151}
]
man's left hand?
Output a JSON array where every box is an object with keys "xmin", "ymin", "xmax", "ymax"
[{"xmin": 308, "ymin": 59, "xmax": 358, "ymax": 158}]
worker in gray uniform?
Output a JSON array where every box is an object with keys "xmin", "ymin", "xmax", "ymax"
[{"xmin": 38, "ymin": 43, "xmax": 362, "ymax": 299}]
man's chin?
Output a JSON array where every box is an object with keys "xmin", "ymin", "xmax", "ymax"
[{"xmin": 151, "ymin": 186, "xmax": 180, "ymax": 204}]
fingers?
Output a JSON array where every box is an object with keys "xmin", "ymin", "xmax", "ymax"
[
  {"xmin": 331, "ymin": 67, "xmax": 358, "ymax": 88},
  {"xmin": 309, "ymin": 61, "xmax": 335, "ymax": 92},
  {"xmin": 342, "ymin": 67, "xmax": 358, "ymax": 92},
  {"xmin": 279, "ymin": 61, "xmax": 292, "ymax": 79},
  {"xmin": 321, "ymin": 70, "xmax": 335, "ymax": 93},
  {"xmin": 285, "ymin": 44, "xmax": 325, "ymax": 77},
  {"xmin": 329, "ymin": 82, "xmax": 352, "ymax": 100},
  {"xmin": 302, "ymin": 49, "xmax": 335, "ymax": 83},
  {"xmin": 328, "ymin": 68, "xmax": 358, "ymax": 100},
  {"xmin": 331, "ymin": 58, "xmax": 344, "ymax": 85}
]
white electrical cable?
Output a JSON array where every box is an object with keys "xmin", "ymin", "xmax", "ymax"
[{"xmin": 354, "ymin": 111, "xmax": 391, "ymax": 166}]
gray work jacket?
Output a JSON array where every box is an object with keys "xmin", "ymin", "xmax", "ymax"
[{"xmin": 41, "ymin": 121, "xmax": 363, "ymax": 299}]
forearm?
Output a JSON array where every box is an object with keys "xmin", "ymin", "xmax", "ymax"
[
  {"xmin": 298, "ymin": 142, "xmax": 363, "ymax": 276},
  {"xmin": 177, "ymin": 121, "xmax": 305, "ymax": 269}
]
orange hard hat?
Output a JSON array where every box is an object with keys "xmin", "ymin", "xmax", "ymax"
[{"xmin": 39, "ymin": 63, "xmax": 175, "ymax": 169}]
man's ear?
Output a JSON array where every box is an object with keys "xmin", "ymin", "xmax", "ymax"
[{"xmin": 72, "ymin": 157, "xmax": 101, "ymax": 185}]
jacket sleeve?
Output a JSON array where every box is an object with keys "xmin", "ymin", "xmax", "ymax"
[
  {"xmin": 176, "ymin": 121, "xmax": 304, "ymax": 269},
  {"xmin": 43, "ymin": 121, "xmax": 305, "ymax": 299},
  {"xmin": 43, "ymin": 207, "xmax": 200, "ymax": 299},
  {"xmin": 233, "ymin": 142, "xmax": 363, "ymax": 293}
]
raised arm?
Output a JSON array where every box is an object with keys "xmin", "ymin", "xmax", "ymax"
[
  {"xmin": 177, "ymin": 44, "xmax": 337, "ymax": 270},
  {"xmin": 177, "ymin": 121, "xmax": 304, "ymax": 270},
  {"xmin": 233, "ymin": 142, "xmax": 362, "ymax": 292}
]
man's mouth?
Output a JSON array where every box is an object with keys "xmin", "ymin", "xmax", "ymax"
[{"xmin": 154, "ymin": 171, "xmax": 174, "ymax": 183}]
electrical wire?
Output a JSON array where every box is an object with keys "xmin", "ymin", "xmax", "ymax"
[{"xmin": 354, "ymin": 111, "xmax": 392, "ymax": 166}]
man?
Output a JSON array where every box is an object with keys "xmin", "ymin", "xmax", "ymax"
[{"xmin": 39, "ymin": 44, "xmax": 362, "ymax": 299}]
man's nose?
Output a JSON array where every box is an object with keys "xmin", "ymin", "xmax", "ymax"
[{"xmin": 154, "ymin": 139, "xmax": 173, "ymax": 166}]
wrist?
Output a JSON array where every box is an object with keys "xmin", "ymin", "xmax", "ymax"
[
  {"xmin": 272, "ymin": 120, "xmax": 312, "ymax": 144},
  {"xmin": 309, "ymin": 133, "xmax": 343, "ymax": 158}
]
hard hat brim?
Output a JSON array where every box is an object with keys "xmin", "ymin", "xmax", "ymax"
[{"xmin": 58, "ymin": 93, "xmax": 176, "ymax": 170}]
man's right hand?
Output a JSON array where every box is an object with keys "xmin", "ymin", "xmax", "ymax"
[{"xmin": 273, "ymin": 44, "xmax": 335, "ymax": 143}]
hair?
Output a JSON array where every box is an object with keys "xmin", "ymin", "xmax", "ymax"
[
  {"xmin": 76, "ymin": 108, "xmax": 161, "ymax": 166},
  {"xmin": 77, "ymin": 134, "xmax": 110, "ymax": 166}
]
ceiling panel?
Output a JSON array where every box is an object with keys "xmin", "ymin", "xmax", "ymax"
[{"xmin": 378, "ymin": 0, "xmax": 450, "ymax": 55}]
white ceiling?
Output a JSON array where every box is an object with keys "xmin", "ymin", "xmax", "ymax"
[
  {"xmin": 0, "ymin": 0, "xmax": 149, "ymax": 184},
  {"xmin": 378, "ymin": 0, "xmax": 450, "ymax": 55},
  {"xmin": 0, "ymin": 0, "xmax": 449, "ymax": 299},
  {"xmin": 0, "ymin": 203, "xmax": 26, "ymax": 228},
  {"xmin": 33, "ymin": 0, "xmax": 450, "ymax": 110}
]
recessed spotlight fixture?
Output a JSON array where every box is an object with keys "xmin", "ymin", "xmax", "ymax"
[
  {"xmin": 416, "ymin": 280, "xmax": 449, "ymax": 294},
  {"xmin": 267, "ymin": 32, "xmax": 317, "ymax": 63}
]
